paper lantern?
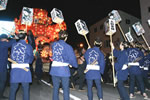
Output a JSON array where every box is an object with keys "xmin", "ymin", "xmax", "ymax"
[
  {"xmin": 125, "ymin": 31, "xmax": 134, "ymax": 42},
  {"xmin": 108, "ymin": 10, "xmax": 122, "ymax": 24},
  {"xmin": 75, "ymin": 19, "xmax": 89, "ymax": 35},
  {"xmin": 21, "ymin": 7, "xmax": 33, "ymax": 25},
  {"xmin": 132, "ymin": 22, "xmax": 145, "ymax": 36},
  {"xmin": 104, "ymin": 19, "xmax": 116, "ymax": 36},
  {"xmin": 0, "ymin": 0, "xmax": 8, "ymax": 10},
  {"xmin": 50, "ymin": 8, "xmax": 64, "ymax": 24}
]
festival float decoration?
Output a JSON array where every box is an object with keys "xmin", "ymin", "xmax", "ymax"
[
  {"xmin": 132, "ymin": 22, "xmax": 150, "ymax": 50},
  {"xmin": 0, "ymin": 0, "xmax": 8, "ymax": 10},
  {"xmin": 75, "ymin": 19, "xmax": 91, "ymax": 48},
  {"xmin": 104, "ymin": 18, "xmax": 117, "ymax": 87},
  {"xmin": 14, "ymin": 7, "xmax": 67, "ymax": 62}
]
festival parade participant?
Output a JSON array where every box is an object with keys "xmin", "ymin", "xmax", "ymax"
[
  {"xmin": 110, "ymin": 41, "xmax": 130, "ymax": 100},
  {"xmin": 84, "ymin": 37, "xmax": 105, "ymax": 100},
  {"xmin": 127, "ymin": 42, "xmax": 148, "ymax": 99},
  {"xmin": 0, "ymin": 34, "xmax": 16, "ymax": 99},
  {"xmin": 49, "ymin": 30, "xmax": 78, "ymax": 100},
  {"xmin": 138, "ymin": 50, "xmax": 150, "ymax": 92},
  {"xmin": 9, "ymin": 33, "xmax": 34, "ymax": 100}
]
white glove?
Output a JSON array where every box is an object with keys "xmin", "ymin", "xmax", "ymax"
[{"xmin": 122, "ymin": 64, "xmax": 128, "ymax": 70}]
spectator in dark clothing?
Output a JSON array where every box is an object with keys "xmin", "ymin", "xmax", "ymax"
[
  {"xmin": 102, "ymin": 53, "xmax": 112, "ymax": 83},
  {"xmin": 35, "ymin": 50, "xmax": 43, "ymax": 83},
  {"xmin": 74, "ymin": 53, "xmax": 86, "ymax": 91}
]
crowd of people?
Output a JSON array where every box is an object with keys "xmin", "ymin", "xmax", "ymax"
[{"xmin": 0, "ymin": 30, "xmax": 150, "ymax": 100}]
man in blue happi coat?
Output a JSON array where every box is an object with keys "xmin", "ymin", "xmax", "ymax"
[
  {"xmin": 127, "ymin": 42, "xmax": 148, "ymax": 99},
  {"xmin": 111, "ymin": 41, "xmax": 130, "ymax": 100},
  {"xmin": 84, "ymin": 37, "xmax": 105, "ymax": 100},
  {"xmin": 9, "ymin": 33, "xmax": 34, "ymax": 100},
  {"xmin": 0, "ymin": 34, "xmax": 16, "ymax": 99},
  {"xmin": 50, "ymin": 30, "xmax": 78, "ymax": 100}
]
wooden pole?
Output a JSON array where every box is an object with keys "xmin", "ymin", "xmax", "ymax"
[
  {"xmin": 141, "ymin": 34, "xmax": 150, "ymax": 50},
  {"xmin": 117, "ymin": 23, "xmax": 127, "ymax": 41},
  {"xmin": 83, "ymin": 34, "xmax": 91, "ymax": 48},
  {"xmin": 25, "ymin": 23, "xmax": 28, "ymax": 33},
  {"xmin": 110, "ymin": 34, "xmax": 116, "ymax": 87}
]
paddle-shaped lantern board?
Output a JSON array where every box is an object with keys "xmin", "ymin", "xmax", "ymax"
[
  {"xmin": 21, "ymin": 7, "xmax": 33, "ymax": 26},
  {"xmin": 0, "ymin": 0, "xmax": 8, "ymax": 10},
  {"xmin": 50, "ymin": 8, "xmax": 64, "ymax": 24},
  {"xmin": 104, "ymin": 19, "xmax": 116, "ymax": 36}
]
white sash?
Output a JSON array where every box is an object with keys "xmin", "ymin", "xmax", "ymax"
[
  {"xmin": 128, "ymin": 62, "xmax": 139, "ymax": 66},
  {"xmin": 86, "ymin": 64, "xmax": 100, "ymax": 70},
  {"xmin": 11, "ymin": 64, "xmax": 29, "ymax": 69},
  {"xmin": 52, "ymin": 61, "xmax": 69, "ymax": 67}
]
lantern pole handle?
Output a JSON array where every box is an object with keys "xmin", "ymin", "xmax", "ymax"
[
  {"xmin": 25, "ymin": 23, "xmax": 28, "ymax": 33},
  {"xmin": 110, "ymin": 34, "xmax": 116, "ymax": 87},
  {"xmin": 141, "ymin": 34, "xmax": 150, "ymax": 50},
  {"xmin": 117, "ymin": 23, "xmax": 127, "ymax": 41},
  {"xmin": 83, "ymin": 34, "xmax": 91, "ymax": 48}
]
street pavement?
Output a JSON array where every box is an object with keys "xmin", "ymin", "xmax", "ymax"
[{"xmin": 3, "ymin": 72, "xmax": 150, "ymax": 100}]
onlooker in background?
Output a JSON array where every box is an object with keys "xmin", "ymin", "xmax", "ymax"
[
  {"xmin": 102, "ymin": 53, "xmax": 112, "ymax": 83},
  {"xmin": 74, "ymin": 47, "xmax": 86, "ymax": 91},
  {"xmin": 35, "ymin": 50, "xmax": 43, "ymax": 84}
]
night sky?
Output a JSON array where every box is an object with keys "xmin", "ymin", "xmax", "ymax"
[{"xmin": 0, "ymin": 0, "xmax": 141, "ymax": 48}]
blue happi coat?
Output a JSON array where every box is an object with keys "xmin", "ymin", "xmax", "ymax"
[
  {"xmin": 84, "ymin": 46, "xmax": 105, "ymax": 79},
  {"xmin": 0, "ymin": 39, "xmax": 16, "ymax": 72},
  {"xmin": 139, "ymin": 53, "xmax": 150, "ymax": 77},
  {"xmin": 10, "ymin": 40, "xmax": 34, "ymax": 83},
  {"xmin": 50, "ymin": 40, "xmax": 78, "ymax": 77},
  {"xmin": 113, "ymin": 49, "xmax": 129, "ymax": 80},
  {"xmin": 127, "ymin": 48, "xmax": 144, "ymax": 75}
]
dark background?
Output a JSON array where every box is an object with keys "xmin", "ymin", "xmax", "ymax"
[{"xmin": 0, "ymin": 0, "xmax": 141, "ymax": 48}]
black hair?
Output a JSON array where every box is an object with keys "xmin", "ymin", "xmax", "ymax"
[
  {"xmin": 94, "ymin": 37, "xmax": 102, "ymax": 47},
  {"xmin": 59, "ymin": 30, "xmax": 68, "ymax": 40},
  {"xmin": 18, "ymin": 33, "xmax": 27, "ymax": 40},
  {"xmin": 121, "ymin": 41, "xmax": 129, "ymax": 49}
]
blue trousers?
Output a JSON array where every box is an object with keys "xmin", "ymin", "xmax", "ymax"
[
  {"xmin": 9, "ymin": 83, "xmax": 30, "ymax": 100},
  {"xmin": 52, "ymin": 76, "xmax": 70, "ymax": 100},
  {"xmin": 0, "ymin": 71, "xmax": 7, "ymax": 97},
  {"xmin": 117, "ymin": 80, "xmax": 130, "ymax": 100},
  {"xmin": 86, "ymin": 79, "xmax": 103, "ymax": 100},
  {"xmin": 129, "ymin": 74, "xmax": 145, "ymax": 94}
]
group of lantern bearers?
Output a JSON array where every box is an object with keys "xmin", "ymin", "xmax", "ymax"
[{"xmin": 0, "ymin": 30, "xmax": 150, "ymax": 100}]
